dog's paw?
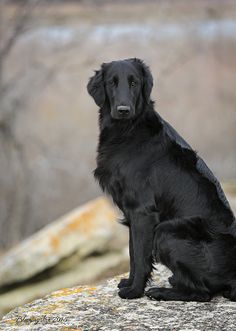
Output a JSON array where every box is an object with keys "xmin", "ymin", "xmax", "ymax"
[
  {"xmin": 168, "ymin": 275, "xmax": 177, "ymax": 287},
  {"xmin": 118, "ymin": 278, "xmax": 133, "ymax": 289},
  {"xmin": 118, "ymin": 286, "xmax": 143, "ymax": 299},
  {"xmin": 145, "ymin": 287, "xmax": 164, "ymax": 301}
]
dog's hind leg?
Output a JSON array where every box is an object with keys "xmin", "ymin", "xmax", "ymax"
[
  {"xmin": 147, "ymin": 217, "xmax": 213, "ymax": 302},
  {"xmin": 168, "ymin": 275, "xmax": 177, "ymax": 287},
  {"xmin": 146, "ymin": 287, "xmax": 211, "ymax": 302},
  {"xmin": 223, "ymin": 283, "xmax": 236, "ymax": 301}
]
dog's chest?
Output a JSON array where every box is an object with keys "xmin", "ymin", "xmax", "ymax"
[
  {"xmin": 95, "ymin": 147, "xmax": 137, "ymax": 189},
  {"xmin": 94, "ymin": 140, "xmax": 152, "ymax": 209}
]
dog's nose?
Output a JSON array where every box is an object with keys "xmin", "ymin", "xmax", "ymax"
[{"xmin": 117, "ymin": 105, "xmax": 131, "ymax": 115}]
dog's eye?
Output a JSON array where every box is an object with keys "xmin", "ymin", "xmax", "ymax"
[
  {"xmin": 131, "ymin": 81, "xmax": 137, "ymax": 87},
  {"xmin": 108, "ymin": 80, "xmax": 115, "ymax": 87}
]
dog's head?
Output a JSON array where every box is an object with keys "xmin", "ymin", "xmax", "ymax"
[{"xmin": 87, "ymin": 58, "xmax": 153, "ymax": 120}]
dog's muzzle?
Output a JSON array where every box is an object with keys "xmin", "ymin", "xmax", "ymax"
[{"xmin": 117, "ymin": 105, "xmax": 131, "ymax": 117}]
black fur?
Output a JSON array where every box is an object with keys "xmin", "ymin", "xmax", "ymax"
[{"xmin": 87, "ymin": 58, "xmax": 236, "ymax": 301}]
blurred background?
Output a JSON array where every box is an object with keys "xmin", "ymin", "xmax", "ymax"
[{"xmin": 0, "ymin": 0, "xmax": 236, "ymax": 316}]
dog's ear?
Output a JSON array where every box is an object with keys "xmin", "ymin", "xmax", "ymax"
[
  {"xmin": 87, "ymin": 65, "xmax": 105, "ymax": 107},
  {"xmin": 132, "ymin": 58, "xmax": 153, "ymax": 103}
]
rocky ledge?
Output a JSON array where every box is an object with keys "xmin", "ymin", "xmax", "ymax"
[{"xmin": 1, "ymin": 264, "xmax": 236, "ymax": 331}]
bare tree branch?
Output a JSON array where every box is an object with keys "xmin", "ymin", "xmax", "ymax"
[{"xmin": 0, "ymin": 0, "xmax": 40, "ymax": 65}]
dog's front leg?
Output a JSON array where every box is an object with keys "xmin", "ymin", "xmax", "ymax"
[
  {"xmin": 118, "ymin": 213, "xmax": 155, "ymax": 299},
  {"xmin": 118, "ymin": 224, "xmax": 135, "ymax": 288}
]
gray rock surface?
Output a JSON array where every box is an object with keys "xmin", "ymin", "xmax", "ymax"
[{"xmin": 1, "ymin": 263, "xmax": 236, "ymax": 331}]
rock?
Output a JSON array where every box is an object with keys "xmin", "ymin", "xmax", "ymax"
[
  {"xmin": 1, "ymin": 263, "xmax": 236, "ymax": 331},
  {"xmin": 0, "ymin": 251, "xmax": 129, "ymax": 318},
  {"xmin": 0, "ymin": 196, "xmax": 129, "ymax": 318},
  {"xmin": 0, "ymin": 197, "xmax": 126, "ymax": 287}
]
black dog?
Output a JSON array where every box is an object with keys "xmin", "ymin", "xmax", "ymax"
[{"xmin": 87, "ymin": 58, "xmax": 236, "ymax": 302}]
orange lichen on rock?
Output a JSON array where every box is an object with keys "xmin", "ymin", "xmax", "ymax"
[
  {"xmin": 51, "ymin": 286, "xmax": 97, "ymax": 298},
  {"xmin": 62, "ymin": 211, "xmax": 95, "ymax": 235},
  {"xmin": 50, "ymin": 234, "xmax": 60, "ymax": 251},
  {"xmin": 58, "ymin": 199, "xmax": 117, "ymax": 237},
  {"xmin": 2, "ymin": 319, "xmax": 16, "ymax": 325},
  {"xmin": 47, "ymin": 198, "xmax": 117, "ymax": 252}
]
